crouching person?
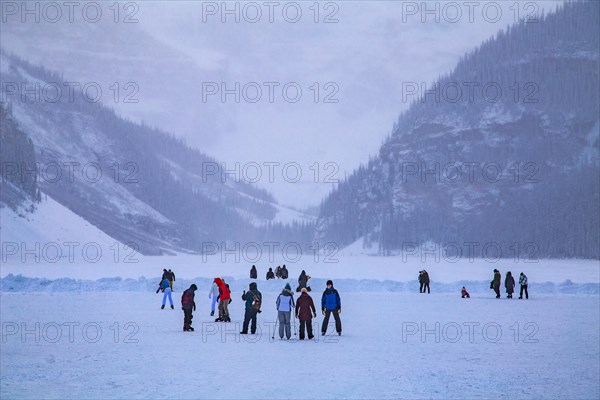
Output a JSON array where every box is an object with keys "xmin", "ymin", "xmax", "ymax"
[
  {"xmin": 296, "ymin": 288, "xmax": 316, "ymax": 340},
  {"xmin": 461, "ymin": 287, "xmax": 470, "ymax": 298},
  {"xmin": 181, "ymin": 284, "xmax": 197, "ymax": 332}
]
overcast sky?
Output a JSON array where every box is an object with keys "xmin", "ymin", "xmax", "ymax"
[{"xmin": 1, "ymin": 1, "xmax": 563, "ymax": 209}]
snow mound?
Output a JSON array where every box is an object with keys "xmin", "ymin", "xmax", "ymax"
[{"xmin": 2, "ymin": 274, "xmax": 598, "ymax": 295}]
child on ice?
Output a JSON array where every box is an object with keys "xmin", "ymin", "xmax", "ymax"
[{"xmin": 461, "ymin": 287, "xmax": 470, "ymax": 298}]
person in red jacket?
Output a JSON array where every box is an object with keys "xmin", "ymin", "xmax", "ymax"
[
  {"xmin": 181, "ymin": 284, "xmax": 197, "ymax": 332},
  {"xmin": 214, "ymin": 278, "xmax": 231, "ymax": 322},
  {"xmin": 295, "ymin": 288, "xmax": 317, "ymax": 340}
]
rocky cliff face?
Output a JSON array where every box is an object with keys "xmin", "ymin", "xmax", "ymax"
[{"xmin": 316, "ymin": 1, "xmax": 599, "ymax": 258}]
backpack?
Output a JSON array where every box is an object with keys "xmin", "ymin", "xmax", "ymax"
[{"xmin": 251, "ymin": 291, "xmax": 262, "ymax": 311}]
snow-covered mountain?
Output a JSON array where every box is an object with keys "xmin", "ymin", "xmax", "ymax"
[
  {"xmin": 0, "ymin": 54, "xmax": 313, "ymax": 255},
  {"xmin": 316, "ymin": 1, "xmax": 600, "ymax": 258}
]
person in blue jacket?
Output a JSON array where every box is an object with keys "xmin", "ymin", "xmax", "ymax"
[
  {"xmin": 159, "ymin": 277, "xmax": 173, "ymax": 309},
  {"xmin": 321, "ymin": 280, "xmax": 342, "ymax": 336}
]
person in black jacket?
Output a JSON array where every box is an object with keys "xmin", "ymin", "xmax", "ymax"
[
  {"xmin": 505, "ymin": 271, "xmax": 516, "ymax": 298},
  {"xmin": 181, "ymin": 284, "xmax": 197, "ymax": 332},
  {"xmin": 421, "ymin": 270, "xmax": 430, "ymax": 294},
  {"xmin": 250, "ymin": 265, "xmax": 258, "ymax": 279},
  {"xmin": 296, "ymin": 270, "xmax": 311, "ymax": 292},
  {"xmin": 266, "ymin": 268, "xmax": 275, "ymax": 280},
  {"xmin": 280, "ymin": 265, "xmax": 289, "ymax": 279}
]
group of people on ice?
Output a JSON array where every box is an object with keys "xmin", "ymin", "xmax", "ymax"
[
  {"xmin": 490, "ymin": 269, "xmax": 529, "ymax": 299},
  {"xmin": 156, "ymin": 268, "xmax": 177, "ymax": 309},
  {"xmin": 261, "ymin": 265, "xmax": 289, "ymax": 280},
  {"xmin": 173, "ymin": 267, "xmax": 342, "ymax": 336},
  {"xmin": 417, "ymin": 268, "xmax": 529, "ymax": 299}
]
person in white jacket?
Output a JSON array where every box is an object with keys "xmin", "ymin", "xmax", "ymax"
[
  {"xmin": 276, "ymin": 283, "xmax": 295, "ymax": 339},
  {"xmin": 208, "ymin": 278, "xmax": 220, "ymax": 316}
]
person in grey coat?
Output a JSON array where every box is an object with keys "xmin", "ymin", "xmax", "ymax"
[
  {"xmin": 276, "ymin": 283, "xmax": 295, "ymax": 339},
  {"xmin": 491, "ymin": 269, "xmax": 501, "ymax": 298},
  {"xmin": 505, "ymin": 271, "xmax": 516, "ymax": 298}
]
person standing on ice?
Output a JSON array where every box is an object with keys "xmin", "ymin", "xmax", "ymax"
[
  {"xmin": 159, "ymin": 277, "xmax": 174, "ymax": 309},
  {"xmin": 418, "ymin": 271, "xmax": 424, "ymax": 293},
  {"xmin": 250, "ymin": 265, "xmax": 258, "ymax": 279},
  {"xmin": 208, "ymin": 278, "xmax": 220, "ymax": 316},
  {"xmin": 421, "ymin": 270, "xmax": 430, "ymax": 293},
  {"xmin": 165, "ymin": 269, "xmax": 176, "ymax": 291},
  {"xmin": 518, "ymin": 272, "xmax": 529, "ymax": 299},
  {"xmin": 181, "ymin": 284, "xmax": 197, "ymax": 331},
  {"xmin": 240, "ymin": 282, "xmax": 262, "ymax": 334},
  {"xmin": 266, "ymin": 268, "xmax": 275, "ymax": 280},
  {"xmin": 505, "ymin": 271, "xmax": 516, "ymax": 298},
  {"xmin": 275, "ymin": 283, "xmax": 295, "ymax": 339},
  {"xmin": 275, "ymin": 266, "xmax": 282, "ymax": 279},
  {"xmin": 214, "ymin": 278, "xmax": 231, "ymax": 322},
  {"xmin": 280, "ymin": 265, "xmax": 289, "ymax": 279},
  {"xmin": 321, "ymin": 280, "xmax": 342, "ymax": 336},
  {"xmin": 296, "ymin": 287, "xmax": 316, "ymax": 340},
  {"xmin": 491, "ymin": 269, "xmax": 502, "ymax": 298}
]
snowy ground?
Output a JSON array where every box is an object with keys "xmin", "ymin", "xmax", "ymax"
[{"xmin": 1, "ymin": 256, "xmax": 599, "ymax": 399}]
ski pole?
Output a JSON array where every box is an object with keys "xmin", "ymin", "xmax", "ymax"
[
  {"xmin": 271, "ymin": 317, "xmax": 278, "ymax": 340},
  {"xmin": 293, "ymin": 315, "xmax": 297, "ymax": 336}
]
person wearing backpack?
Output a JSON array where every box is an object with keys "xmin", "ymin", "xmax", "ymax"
[
  {"xmin": 158, "ymin": 277, "xmax": 173, "ymax": 309},
  {"xmin": 181, "ymin": 284, "xmax": 197, "ymax": 332},
  {"xmin": 280, "ymin": 265, "xmax": 289, "ymax": 279},
  {"xmin": 518, "ymin": 272, "xmax": 529, "ymax": 299},
  {"xmin": 321, "ymin": 280, "xmax": 342, "ymax": 336},
  {"xmin": 240, "ymin": 282, "xmax": 262, "ymax": 334},
  {"xmin": 250, "ymin": 265, "xmax": 258, "ymax": 279},
  {"xmin": 214, "ymin": 278, "xmax": 231, "ymax": 322},
  {"xmin": 505, "ymin": 271, "xmax": 516, "ymax": 299},
  {"xmin": 295, "ymin": 288, "xmax": 316, "ymax": 340},
  {"xmin": 276, "ymin": 283, "xmax": 295, "ymax": 339}
]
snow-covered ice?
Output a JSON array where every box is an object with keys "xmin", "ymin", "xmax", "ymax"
[{"xmin": 1, "ymin": 256, "xmax": 599, "ymax": 399}]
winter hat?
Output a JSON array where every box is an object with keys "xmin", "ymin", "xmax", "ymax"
[
  {"xmin": 326, "ymin": 280, "xmax": 333, "ymax": 287},
  {"xmin": 190, "ymin": 284, "xmax": 197, "ymax": 291},
  {"xmin": 249, "ymin": 282, "xmax": 257, "ymax": 291},
  {"xmin": 493, "ymin": 269, "xmax": 498, "ymax": 272},
  {"xmin": 301, "ymin": 288, "xmax": 308, "ymax": 293},
  {"xmin": 284, "ymin": 283, "xmax": 291, "ymax": 291}
]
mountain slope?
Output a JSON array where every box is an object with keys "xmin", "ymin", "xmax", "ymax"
[
  {"xmin": 316, "ymin": 1, "xmax": 600, "ymax": 258},
  {"xmin": 0, "ymin": 54, "xmax": 298, "ymax": 255}
]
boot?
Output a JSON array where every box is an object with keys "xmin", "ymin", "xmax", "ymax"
[
  {"xmin": 215, "ymin": 317, "xmax": 222, "ymax": 322},
  {"xmin": 171, "ymin": 305, "xmax": 174, "ymax": 309},
  {"xmin": 161, "ymin": 305, "xmax": 165, "ymax": 309},
  {"xmin": 188, "ymin": 326, "xmax": 194, "ymax": 331},
  {"xmin": 210, "ymin": 311, "xmax": 214, "ymax": 316}
]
